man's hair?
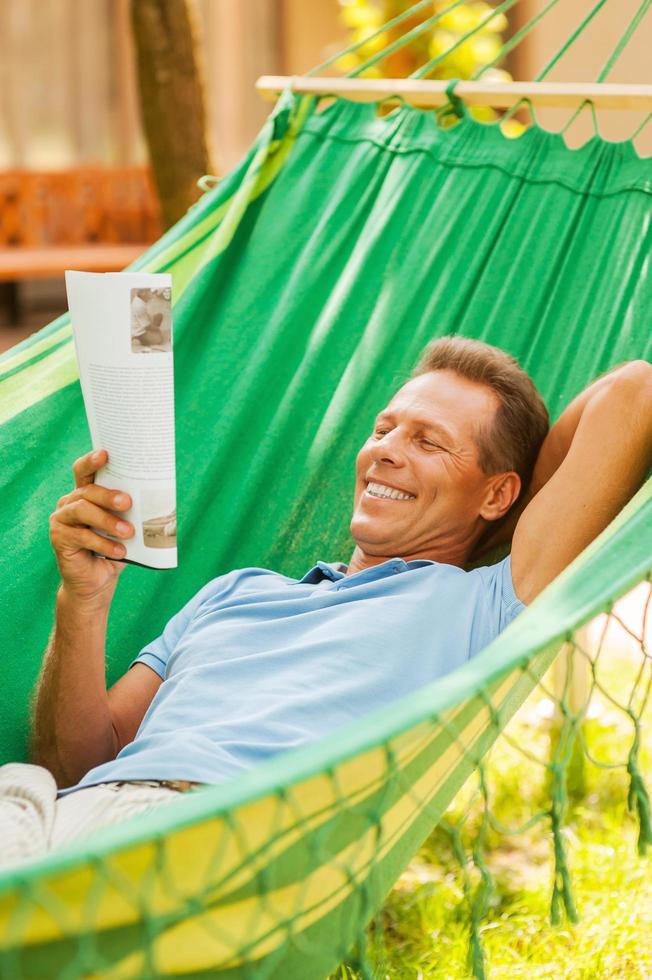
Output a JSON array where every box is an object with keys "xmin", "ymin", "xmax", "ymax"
[{"xmin": 411, "ymin": 336, "xmax": 549, "ymax": 499}]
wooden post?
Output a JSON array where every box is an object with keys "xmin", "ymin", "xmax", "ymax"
[
  {"xmin": 130, "ymin": 0, "xmax": 215, "ymax": 228},
  {"xmin": 551, "ymin": 626, "xmax": 592, "ymax": 799}
]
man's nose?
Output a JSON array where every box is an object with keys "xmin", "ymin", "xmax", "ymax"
[{"xmin": 370, "ymin": 431, "xmax": 405, "ymax": 465}]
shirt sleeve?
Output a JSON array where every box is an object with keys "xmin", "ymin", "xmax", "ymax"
[
  {"xmin": 478, "ymin": 553, "xmax": 526, "ymax": 636},
  {"xmin": 129, "ymin": 576, "xmax": 226, "ymax": 679}
]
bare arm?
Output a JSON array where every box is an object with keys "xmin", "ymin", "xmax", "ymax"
[
  {"xmin": 511, "ymin": 360, "xmax": 652, "ymax": 606},
  {"xmin": 32, "ymin": 591, "xmax": 162, "ymax": 787},
  {"xmin": 32, "ymin": 450, "xmax": 161, "ymax": 787},
  {"xmin": 477, "ymin": 363, "xmax": 630, "ymax": 556}
]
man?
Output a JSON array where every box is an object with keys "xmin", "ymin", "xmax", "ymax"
[{"xmin": 1, "ymin": 337, "xmax": 651, "ymax": 867}]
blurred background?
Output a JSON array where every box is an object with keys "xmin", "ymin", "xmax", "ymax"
[{"xmin": 1, "ymin": 0, "xmax": 650, "ymax": 355}]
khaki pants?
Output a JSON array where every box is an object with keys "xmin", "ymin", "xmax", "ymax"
[{"xmin": 0, "ymin": 763, "xmax": 189, "ymax": 870}]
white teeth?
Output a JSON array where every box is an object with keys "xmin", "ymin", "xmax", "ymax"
[{"xmin": 366, "ymin": 482, "xmax": 415, "ymax": 500}]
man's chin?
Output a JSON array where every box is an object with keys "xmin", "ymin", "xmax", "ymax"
[{"xmin": 349, "ymin": 516, "xmax": 396, "ymax": 554}]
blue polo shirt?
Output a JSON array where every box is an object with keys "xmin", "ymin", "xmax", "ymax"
[{"xmin": 69, "ymin": 555, "xmax": 524, "ymax": 791}]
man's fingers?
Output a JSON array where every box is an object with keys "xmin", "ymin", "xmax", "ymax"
[
  {"xmin": 54, "ymin": 498, "xmax": 135, "ymax": 540},
  {"xmin": 57, "ymin": 484, "xmax": 132, "ymax": 514},
  {"xmin": 72, "ymin": 449, "xmax": 108, "ymax": 489},
  {"xmin": 56, "ymin": 526, "xmax": 127, "ymax": 560}
]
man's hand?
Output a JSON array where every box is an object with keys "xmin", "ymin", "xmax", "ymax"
[{"xmin": 49, "ymin": 449, "xmax": 135, "ymax": 605}]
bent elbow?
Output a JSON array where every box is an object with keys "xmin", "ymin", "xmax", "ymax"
[
  {"xmin": 616, "ymin": 359, "xmax": 652, "ymax": 388},
  {"xmin": 609, "ymin": 360, "xmax": 652, "ymax": 410}
]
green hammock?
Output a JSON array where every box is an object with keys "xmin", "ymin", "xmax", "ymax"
[{"xmin": 2, "ymin": 8, "xmax": 652, "ymax": 977}]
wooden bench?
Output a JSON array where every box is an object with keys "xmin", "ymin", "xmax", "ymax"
[{"xmin": 0, "ymin": 167, "xmax": 162, "ymax": 319}]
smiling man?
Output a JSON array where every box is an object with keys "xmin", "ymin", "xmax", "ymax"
[
  {"xmin": 350, "ymin": 350, "xmax": 533, "ymax": 575},
  {"xmin": 2, "ymin": 337, "xmax": 651, "ymax": 865}
]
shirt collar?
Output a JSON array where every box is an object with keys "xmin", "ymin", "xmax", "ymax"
[
  {"xmin": 298, "ymin": 557, "xmax": 436, "ymax": 585},
  {"xmin": 298, "ymin": 561, "xmax": 348, "ymax": 584}
]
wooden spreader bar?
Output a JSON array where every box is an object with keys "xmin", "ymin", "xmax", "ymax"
[{"xmin": 257, "ymin": 76, "xmax": 652, "ymax": 111}]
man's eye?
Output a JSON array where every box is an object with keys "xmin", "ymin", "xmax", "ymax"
[
  {"xmin": 374, "ymin": 428, "xmax": 389, "ymax": 437},
  {"xmin": 421, "ymin": 440, "xmax": 441, "ymax": 449}
]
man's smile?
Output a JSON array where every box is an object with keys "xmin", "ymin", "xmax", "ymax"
[{"xmin": 364, "ymin": 481, "xmax": 416, "ymax": 501}]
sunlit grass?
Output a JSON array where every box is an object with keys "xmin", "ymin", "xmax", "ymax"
[{"xmin": 334, "ymin": 588, "xmax": 652, "ymax": 978}]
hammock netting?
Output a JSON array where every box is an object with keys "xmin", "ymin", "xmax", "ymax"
[{"xmin": 1, "ymin": 2, "xmax": 651, "ymax": 977}]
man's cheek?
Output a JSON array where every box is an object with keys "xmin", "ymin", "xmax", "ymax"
[{"xmin": 355, "ymin": 448, "xmax": 370, "ymax": 479}]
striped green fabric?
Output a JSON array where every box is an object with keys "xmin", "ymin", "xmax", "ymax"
[{"xmin": 1, "ymin": 88, "xmax": 651, "ymax": 978}]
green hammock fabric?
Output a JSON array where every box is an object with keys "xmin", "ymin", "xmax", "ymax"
[{"xmin": 1, "ymin": 87, "xmax": 651, "ymax": 978}]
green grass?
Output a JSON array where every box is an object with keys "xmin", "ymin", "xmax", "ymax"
[{"xmin": 334, "ymin": 631, "xmax": 652, "ymax": 979}]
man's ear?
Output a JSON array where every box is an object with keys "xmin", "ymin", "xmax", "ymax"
[{"xmin": 479, "ymin": 472, "xmax": 521, "ymax": 523}]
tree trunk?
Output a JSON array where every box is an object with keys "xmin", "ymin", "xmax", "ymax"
[{"xmin": 130, "ymin": 0, "xmax": 214, "ymax": 229}]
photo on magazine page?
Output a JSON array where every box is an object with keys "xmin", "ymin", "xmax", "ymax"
[{"xmin": 130, "ymin": 286, "xmax": 172, "ymax": 353}]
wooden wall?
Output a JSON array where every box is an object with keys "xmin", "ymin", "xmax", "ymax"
[{"xmin": 0, "ymin": 0, "xmax": 144, "ymax": 168}]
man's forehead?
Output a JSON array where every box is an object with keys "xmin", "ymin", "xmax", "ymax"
[
  {"xmin": 376, "ymin": 408, "xmax": 458, "ymax": 445},
  {"xmin": 379, "ymin": 372, "xmax": 498, "ymax": 434}
]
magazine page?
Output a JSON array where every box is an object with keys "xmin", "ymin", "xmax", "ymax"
[{"xmin": 65, "ymin": 270, "xmax": 177, "ymax": 570}]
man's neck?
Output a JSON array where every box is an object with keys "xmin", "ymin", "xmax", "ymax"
[{"xmin": 346, "ymin": 542, "xmax": 470, "ymax": 576}]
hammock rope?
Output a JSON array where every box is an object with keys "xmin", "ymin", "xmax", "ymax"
[
  {"xmin": 308, "ymin": 0, "xmax": 651, "ymax": 143},
  {"xmin": 598, "ymin": 0, "xmax": 652, "ymax": 81},
  {"xmin": 446, "ymin": 576, "xmax": 651, "ymax": 974},
  {"xmin": 557, "ymin": 0, "xmax": 652, "ymax": 136},
  {"xmin": 632, "ymin": 110, "xmax": 652, "ymax": 138},
  {"xmin": 471, "ymin": 0, "xmax": 564, "ymax": 80},
  {"xmin": 346, "ymin": 1, "xmax": 471, "ymax": 79},
  {"xmin": 409, "ymin": 0, "xmax": 525, "ymax": 80},
  {"xmin": 306, "ymin": 0, "xmax": 438, "ymax": 77},
  {"xmin": 492, "ymin": 0, "xmax": 613, "ymax": 128},
  {"xmin": 559, "ymin": 98, "xmax": 600, "ymax": 137},
  {"xmin": 535, "ymin": 0, "xmax": 612, "ymax": 80}
]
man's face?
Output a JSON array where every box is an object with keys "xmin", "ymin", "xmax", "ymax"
[{"xmin": 350, "ymin": 370, "xmax": 501, "ymax": 561}]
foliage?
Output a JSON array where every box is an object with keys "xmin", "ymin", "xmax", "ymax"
[
  {"xmin": 336, "ymin": 0, "xmax": 524, "ymax": 134},
  {"xmin": 336, "ymin": 0, "xmax": 508, "ymax": 80}
]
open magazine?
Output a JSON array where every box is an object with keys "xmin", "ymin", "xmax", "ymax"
[{"xmin": 65, "ymin": 271, "xmax": 177, "ymax": 570}]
